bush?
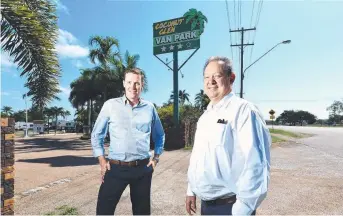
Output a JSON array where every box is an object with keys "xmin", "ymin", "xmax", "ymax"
[{"xmin": 157, "ymin": 104, "xmax": 201, "ymax": 150}]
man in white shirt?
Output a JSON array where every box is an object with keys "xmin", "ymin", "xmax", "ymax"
[{"xmin": 185, "ymin": 56, "xmax": 271, "ymax": 215}]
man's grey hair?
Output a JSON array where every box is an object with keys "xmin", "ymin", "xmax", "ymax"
[{"xmin": 203, "ymin": 56, "xmax": 233, "ymax": 76}]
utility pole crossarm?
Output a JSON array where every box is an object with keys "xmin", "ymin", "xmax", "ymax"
[
  {"xmin": 231, "ymin": 43, "xmax": 254, "ymax": 47},
  {"xmin": 230, "ymin": 27, "xmax": 256, "ymax": 32}
]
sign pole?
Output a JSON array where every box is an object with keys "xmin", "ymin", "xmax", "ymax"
[{"xmin": 173, "ymin": 50, "xmax": 179, "ymax": 128}]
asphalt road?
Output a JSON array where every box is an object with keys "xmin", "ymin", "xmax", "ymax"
[
  {"xmin": 14, "ymin": 127, "xmax": 343, "ymax": 215},
  {"xmin": 269, "ymin": 125, "xmax": 343, "ymax": 158}
]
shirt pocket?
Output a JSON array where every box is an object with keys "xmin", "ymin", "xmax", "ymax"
[{"xmin": 210, "ymin": 123, "xmax": 228, "ymax": 146}]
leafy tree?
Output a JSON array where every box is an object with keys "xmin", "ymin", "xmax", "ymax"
[
  {"xmin": 50, "ymin": 106, "xmax": 65, "ymax": 134},
  {"xmin": 327, "ymin": 99, "xmax": 343, "ymax": 124},
  {"xmin": 1, "ymin": 0, "xmax": 61, "ymax": 110},
  {"xmin": 195, "ymin": 89, "xmax": 210, "ymax": 111},
  {"xmin": 276, "ymin": 110, "xmax": 317, "ymax": 125},
  {"xmin": 1, "ymin": 106, "xmax": 13, "ymax": 116},
  {"xmin": 169, "ymin": 90, "xmax": 190, "ymax": 105},
  {"xmin": 13, "ymin": 110, "xmax": 26, "ymax": 122}
]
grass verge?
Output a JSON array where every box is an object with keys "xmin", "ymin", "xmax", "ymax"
[
  {"xmin": 269, "ymin": 129, "xmax": 305, "ymax": 138},
  {"xmin": 45, "ymin": 205, "xmax": 79, "ymax": 215},
  {"xmin": 271, "ymin": 134, "xmax": 286, "ymax": 143}
]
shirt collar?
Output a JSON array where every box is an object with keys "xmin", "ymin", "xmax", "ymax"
[
  {"xmin": 206, "ymin": 91, "xmax": 235, "ymax": 111},
  {"xmin": 122, "ymin": 95, "xmax": 141, "ymax": 107}
]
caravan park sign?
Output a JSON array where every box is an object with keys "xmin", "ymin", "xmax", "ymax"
[{"xmin": 153, "ymin": 9, "xmax": 207, "ymax": 55}]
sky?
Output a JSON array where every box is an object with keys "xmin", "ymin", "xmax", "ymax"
[{"xmin": 1, "ymin": 0, "xmax": 343, "ymax": 120}]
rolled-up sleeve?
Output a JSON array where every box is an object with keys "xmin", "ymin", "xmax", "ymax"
[
  {"xmin": 233, "ymin": 104, "xmax": 271, "ymax": 216},
  {"xmin": 91, "ymin": 101, "xmax": 110, "ymax": 158},
  {"xmin": 151, "ymin": 106, "xmax": 165, "ymax": 155}
]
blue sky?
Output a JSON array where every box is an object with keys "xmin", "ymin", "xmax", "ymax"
[{"xmin": 1, "ymin": 0, "xmax": 342, "ymax": 120}]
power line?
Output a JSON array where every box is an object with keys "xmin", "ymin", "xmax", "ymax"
[
  {"xmin": 225, "ymin": 0, "xmax": 234, "ymax": 62},
  {"xmin": 247, "ymin": 0, "xmax": 264, "ymax": 78}
]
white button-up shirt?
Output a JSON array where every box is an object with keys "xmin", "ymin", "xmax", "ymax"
[{"xmin": 187, "ymin": 92, "xmax": 271, "ymax": 215}]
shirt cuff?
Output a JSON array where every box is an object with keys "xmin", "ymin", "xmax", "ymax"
[
  {"xmin": 232, "ymin": 199, "xmax": 253, "ymax": 216},
  {"xmin": 187, "ymin": 184, "xmax": 195, "ymax": 196},
  {"xmin": 93, "ymin": 148, "xmax": 105, "ymax": 158},
  {"xmin": 154, "ymin": 146, "xmax": 163, "ymax": 155}
]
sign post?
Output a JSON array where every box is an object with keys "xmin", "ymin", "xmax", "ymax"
[{"xmin": 153, "ymin": 9, "xmax": 207, "ymax": 128}]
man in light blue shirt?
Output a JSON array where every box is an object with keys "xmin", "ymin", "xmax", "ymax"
[
  {"xmin": 186, "ymin": 56, "xmax": 271, "ymax": 215},
  {"xmin": 91, "ymin": 68, "xmax": 165, "ymax": 215}
]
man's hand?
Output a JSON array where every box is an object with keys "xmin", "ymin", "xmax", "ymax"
[
  {"xmin": 146, "ymin": 158, "xmax": 157, "ymax": 170},
  {"xmin": 98, "ymin": 156, "xmax": 110, "ymax": 183},
  {"xmin": 185, "ymin": 196, "xmax": 196, "ymax": 215}
]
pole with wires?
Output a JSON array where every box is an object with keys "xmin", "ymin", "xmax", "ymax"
[{"xmin": 230, "ymin": 27, "xmax": 255, "ymax": 98}]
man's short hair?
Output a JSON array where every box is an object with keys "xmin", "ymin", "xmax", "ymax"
[
  {"xmin": 203, "ymin": 56, "xmax": 233, "ymax": 77},
  {"xmin": 124, "ymin": 68, "xmax": 145, "ymax": 84}
]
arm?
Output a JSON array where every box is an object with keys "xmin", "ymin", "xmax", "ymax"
[
  {"xmin": 91, "ymin": 100, "xmax": 110, "ymax": 158},
  {"xmin": 232, "ymin": 104, "xmax": 271, "ymax": 216},
  {"xmin": 151, "ymin": 106, "xmax": 165, "ymax": 158}
]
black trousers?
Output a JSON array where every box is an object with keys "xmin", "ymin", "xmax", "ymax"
[
  {"xmin": 96, "ymin": 162, "xmax": 153, "ymax": 215},
  {"xmin": 201, "ymin": 200, "xmax": 256, "ymax": 215}
]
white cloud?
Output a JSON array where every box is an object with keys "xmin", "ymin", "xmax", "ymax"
[
  {"xmin": 59, "ymin": 85, "xmax": 71, "ymax": 96},
  {"xmin": 56, "ymin": 29, "xmax": 89, "ymax": 58},
  {"xmin": 58, "ymin": 29, "xmax": 77, "ymax": 44},
  {"xmin": 52, "ymin": 0, "xmax": 69, "ymax": 14},
  {"xmin": 1, "ymin": 92, "xmax": 10, "ymax": 96},
  {"xmin": 56, "ymin": 44, "xmax": 89, "ymax": 58},
  {"xmin": 1, "ymin": 52, "xmax": 16, "ymax": 68}
]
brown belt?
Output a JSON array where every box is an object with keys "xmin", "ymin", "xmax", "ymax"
[
  {"xmin": 109, "ymin": 158, "xmax": 149, "ymax": 167},
  {"xmin": 204, "ymin": 195, "xmax": 236, "ymax": 205}
]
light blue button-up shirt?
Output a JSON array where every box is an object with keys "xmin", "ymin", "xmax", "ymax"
[
  {"xmin": 187, "ymin": 92, "xmax": 271, "ymax": 215},
  {"xmin": 91, "ymin": 96, "xmax": 165, "ymax": 161}
]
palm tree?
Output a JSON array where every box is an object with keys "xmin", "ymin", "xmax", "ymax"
[
  {"xmin": 1, "ymin": 0, "xmax": 61, "ymax": 110},
  {"xmin": 43, "ymin": 107, "xmax": 54, "ymax": 134},
  {"xmin": 183, "ymin": 8, "xmax": 208, "ymax": 34},
  {"xmin": 109, "ymin": 50, "xmax": 148, "ymax": 93},
  {"xmin": 195, "ymin": 90, "xmax": 210, "ymax": 111},
  {"xmin": 64, "ymin": 110, "xmax": 71, "ymax": 121},
  {"xmin": 50, "ymin": 106, "xmax": 65, "ymax": 134},
  {"xmin": 69, "ymin": 69, "xmax": 100, "ymax": 134},
  {"xmin": 89, "ymin": 36, "xmax": 120, "ymax": 66},
  {"xmin": 169, "ymin": 90, "xmax": 190, "ymax": 106},
  {"xmin": 1, "ymin": 106, "xmax": 14, "ymax": 116}
]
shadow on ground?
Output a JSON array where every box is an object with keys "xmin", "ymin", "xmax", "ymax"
[
  {"xmin": 15, "ymin": 136, "xmax": 93, "ymax": 154},
  {"xmin": 17, "ymin": 155, "xmax": 98, "ymax": 167}
]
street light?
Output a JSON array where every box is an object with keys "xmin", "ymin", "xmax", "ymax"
[{"xmin": 243, "ymin": 40, "xmax": 291, "ymax": 76}]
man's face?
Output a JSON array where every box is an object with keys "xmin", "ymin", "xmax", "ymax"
[
  {"xmin": 123, "ymin": 72, "xmax": 143, "ymax": 101},
  {"xmin": 203, "ymin": 61, "xmax": 231, "ymax": 103}
]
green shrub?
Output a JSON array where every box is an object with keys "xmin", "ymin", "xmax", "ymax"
[{"xmin": 157, "ymin": 104, "xmax": 201, "ymax": 150}]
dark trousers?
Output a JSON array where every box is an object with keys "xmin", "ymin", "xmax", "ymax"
[
  {"xmin": 201, "ymin": 200, "xmax": 256, "ymax": 215},
  {"xmin": 96, "ymin": 162, "xmax": 153, "ymax": 215}
]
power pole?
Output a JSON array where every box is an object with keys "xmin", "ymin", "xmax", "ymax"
[{"xmin": 231, "ymin": 27, "xmax": 255, "ymax": 98}]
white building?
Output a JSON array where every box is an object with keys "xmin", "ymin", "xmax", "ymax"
[{"xmin": 15, "ymin": 121, "xmax": 33, "ymax": 130}]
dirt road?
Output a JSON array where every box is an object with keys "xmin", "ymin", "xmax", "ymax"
[{"xmin": 14, "ymin": 129, "xmax": 343, "ymax": 215}]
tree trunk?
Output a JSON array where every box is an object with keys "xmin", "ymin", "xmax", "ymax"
[
  {"xmin": 47, "ymin": 117, "xmax": 50, "ymax": 134},
  {"xmin": 87, "ymin": 99, "xmax": 91, "ymax": 135},
  {"xmin": 90, "ymin": 99, "xmax": 93, "ymax": 130},
  {"xmin": 55, "ymin": 115, "xmax": 57, "ymax": 135}
]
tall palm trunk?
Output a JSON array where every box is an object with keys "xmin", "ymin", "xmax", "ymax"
[
  {"xmin": 47, "ymin": 116, "xmax": 50, "ymax": 134},
  {"xmin": 87, "ymin": 99, "xmax": 91, "ymax": 135},
  {"xmin": 55, "ymin": 115, "xmax": 58, "ymax": 135}
]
